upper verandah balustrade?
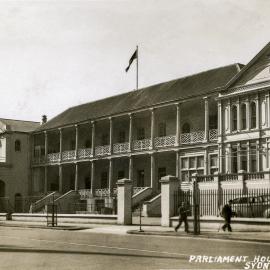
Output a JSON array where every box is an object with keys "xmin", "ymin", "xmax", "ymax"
[
  {"xmin": 32, "ymin": 128, "xmax": 218, "ymax": 164},
  {"xmin": 32, "ymin": 97, "xmax": 218, "ymax": 164}
]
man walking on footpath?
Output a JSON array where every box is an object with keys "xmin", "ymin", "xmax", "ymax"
[
  {"xmin": 221, "ymin": 199, "xmax": 234, "ymax": 232},
  {"xmin": 175, "ymin": 201, "xmax": 189, "ymax": 233}
]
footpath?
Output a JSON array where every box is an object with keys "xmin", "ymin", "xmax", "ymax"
[{"xmin": 0, "ymin": 217, "xmax": 269, "ymax": 244}]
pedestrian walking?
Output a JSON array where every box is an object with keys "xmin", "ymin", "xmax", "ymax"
[
  {"xmin": 221, "ymin": 200, "xmax": 235, "ymax": 232},
  {"xmin": 175, "ymin": 201, "xmax": 189, "ymax": 233}
]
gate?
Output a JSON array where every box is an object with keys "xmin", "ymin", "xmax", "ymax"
[
  {"xmin": 47, "ymin": 203, "xmax": 57, "ymax": 227},
  {"xmin": 174, "ymin": 182, "xmax": 200, "ymax": 235}
]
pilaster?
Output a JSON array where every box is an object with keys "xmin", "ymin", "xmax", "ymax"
[
  {"xmin": 91, "ymin": 121, "xmax": 96, "ymax": 156},
  {"xmin": 204, "ymin": 97, "xmax": 209, "ymax": 142},
  {"xmin": 129, "ymin": 113, "xmax": 133, "ymax": 152}
]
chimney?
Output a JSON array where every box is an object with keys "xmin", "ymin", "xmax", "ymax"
[{"xmin": 42, "ymin": 115, "xmax": 47, "ymax": 124}]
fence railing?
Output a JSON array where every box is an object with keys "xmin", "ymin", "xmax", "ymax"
[
  {"xmin": 133, "ymin": 139, "xmax": 151, "ymax": 151},
  {"xmin": 180, "ymin": 130, "xmax": 205, "ymax": 144},
  {"xmin": 209, "ymin": 129, "xmax": 218, "ymax": 141},
  {"xmin": 113, "ymin": 142, "xmax": 129, "ymax": 154},
  {"xmin": 95, "ymin": 145, "xmax": 110, "ymax": 156},
  {"xmin": 47, "ymin": 153, "xmax": 60, "ymax": 163},
  {"xmin": 0, "ymin": 196, "xmax": 44, "ymax": 213},
  {"xmin": 154, "ymin": 135, "xmax": 176, "ymax": 148},
  {"xmin": 77, "ymin": 148, "xmax": 92, "ymax": 159},
  {"xmin": 188, "ymin": 172, "xmax": 269, "ymax": 183},
  {"xmin": 62, "ymin": 150, "xmax": 76, "ymax": 161},
  {"xmin": 174, "ymin": 188, "xmax": 270, "ymax": 218}
]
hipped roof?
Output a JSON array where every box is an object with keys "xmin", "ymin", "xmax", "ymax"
[
  {"xmin": 0, "ymin": 118, "xmax": 40, "ymax": 133},
  {"xmin": 36, "ymin": 63, "xmax": 242, "ymax": 132}
]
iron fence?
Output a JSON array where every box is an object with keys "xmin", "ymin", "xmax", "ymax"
[
  {"xmin": 0, "ymin": 196, "xmax": 42, "ymax": 213},
  {"xmin": 56, "ymin": 199, "xmax": 117, "ymax": 215},
  {"xmin": 174, "ymin": 188, "xmax": 270, "ymax": 218}
]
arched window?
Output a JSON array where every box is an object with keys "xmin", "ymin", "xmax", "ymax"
[
  {"xmin": 182, "ymin": 123, "xmax": 190, "ymax": 133},
  {"xmin": 231, "ymin": 106, "xmax": 237, "ymax": 131},
  {"xmin": 15, "ymin": 140, "xmax": 21, "ymax": 152},
  {"xmin": 0, "ymin": 180, "xmax": 5, "ymax": 197},
  {"xmin": 241, "ymin": 104, "xmax": 247, "ymax": 130},
  {"xmin": 250, "ymin": 102, "xmax": 257, "ymax": 129}
]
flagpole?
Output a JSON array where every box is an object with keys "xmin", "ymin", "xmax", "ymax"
[{"xmin": 136, "ymin": 45, "xmax": 138, "ymax": 90}]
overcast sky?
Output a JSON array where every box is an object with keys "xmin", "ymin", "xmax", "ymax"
[{"xmin": 0, "ymin": 0, "xmax": 269, "ymax": 122}]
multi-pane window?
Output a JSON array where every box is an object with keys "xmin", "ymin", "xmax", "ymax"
[
  {"xmin": 118, "ymin": 131, "xmax": 126, "ymax": 143},
  {"xmin": 101, "ymin": 134, "xmax": 109, "ymax": 145},
  {"xmin": 137, "ymin": 128, "xmax": 145, "ymax": 140},
  {"xmin": 232, "ymin": 147, "xmax": 238, "ymax": 173},
  {"xmin": 71, "ymin": 140, "xmax": 75, "ymax": 150},
  {"xmin": 85, "ymin": 139, "xmax": 91, "ymax": 148},
  {"xmin": 209, "ymin": 154, "xmax": 218, "ymax": 174},
  {"xmin": 232, "ymin": 105, "xmax": 237, "ymax": 131},
  {"xmin": 101, "ymin": 172, "xmax": 108, "ymax": 188},
  {"xmin": 181, "ymin": 156, "xmax": 204, "ymax": 181},
  {"xmin": 250, "ymin": 102, "xmax": 257, "ymax": 129},
  {"xmin": 241, "ymin": 104, "xmax": 247, "ymax": 130},
  {"xmin": 137, "ymin": 170, "xmax": 144, "ymax": 186},
  {"xmin": 15, "ymin": 140, "xmax": 21, "ymax": 152},
  {"xmin": 158, "ymin": 167, "xmax": 166, "ymax": 190},
  {"xmin": 117, "ymin": 170, "xmax": 125, "ymax": 179},
  {"xmin": 158, "ymin": 123, "xmax": 166, "ymax": 137},
  {"xmin": 250, "ymin": 145, "xmax": 257, "ymax": 172},
  {"xmin": 182, "ymin": 123, "xmax": 190, "ymax": 133},
  {"xmin": 240, "ymin": 145, "xmax": 247, "ymax": 171}
]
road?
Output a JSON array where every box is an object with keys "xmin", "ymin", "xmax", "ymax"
[{"xmin": 0, "ymin": 226, "xmax": 268, "ymax": 270}]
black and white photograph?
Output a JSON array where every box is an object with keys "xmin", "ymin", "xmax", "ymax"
[{"xmin": 0, "ymin": 1, "xmax": 269, "ymax": 269}]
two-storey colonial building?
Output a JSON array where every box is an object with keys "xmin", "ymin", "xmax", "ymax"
[
  {"xmin": 31, "ymin": 42, "xmax": 270, "ymax": 211},
  {"xmin": 0, "ymin": 118, "xmax": 40, "ymax": 210}
]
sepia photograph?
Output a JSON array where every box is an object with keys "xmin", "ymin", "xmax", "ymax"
[{"xmin": 0, "ymin": 0, "xmax": 269, "ymax": 269}]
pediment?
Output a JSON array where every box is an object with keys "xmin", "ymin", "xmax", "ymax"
[
  {"xmin": 222, "ymin": 43, "xmax": 270, "ymax": 96},
  {"xmin": 234, "ymin": 57, "xmax": 270, "ymax": 86}
]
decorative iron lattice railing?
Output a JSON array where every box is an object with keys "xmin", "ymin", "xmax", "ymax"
[
  {"xmin": 47, "ymin": 153, "xmax": 60, "ymax": 163},
  {"xmin": 78, "ymin": 189, "xmax": 92, "ymax": 199},
  {"xmin": 95, "ymin": 145, "xmax": 110, "ymax": 156},
  {"xmin": 154, "ymin": 135, "xmax": 176, "ymax": 148},
  {"xmin": 78, "ymin": 148, "xmax": 92, "ymax": 159},
  {"xmin": 209, "ymin": 129, "xmax": 218, "ymax": 141},
  {"xmin": 133, "ymin": 138, "xmax": 151, "ymax": 151},
  {"xmin": 180, "ymin": 130, "xmax": 205, "ymax": 144},
  {"xmin": 94, "ymin": 188, "xmax": 117, "ymax": 197},
  {"xmin": 61, "ymin": 150, "xmax": 76, "ymax": 161},
  {"xmin": 113, "ymin": 142, "xmax": 129, "ymax": 154}
]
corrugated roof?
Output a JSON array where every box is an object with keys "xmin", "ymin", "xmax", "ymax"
[
  {"xmin": 0, "ymin": 118, "xmax": 40, "ymax": 133},
  {"xmin": 36, "ymin": 63, "xmax": 242, "ymax": 132}
]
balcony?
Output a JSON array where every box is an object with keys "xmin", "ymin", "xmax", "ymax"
[
  {"xmin": 154, "ymin": 135, "xmax": 176, "ymax": 148},
  {"xmin": 78, "ymin": 148, "xmax": 92, "ymax": 159},
  {"xmin": 209, "ymin": 129, "xmax": 218, "ymax": 141},
  {"xmin": 62, "ymin": 150, "xmax": 76, "ymax": 161},
  {"xmin": 113, "ymin": 142, "xmax": 129, "ymax": 154},
  {"xmin": 95, "ymin": 145, "xmax": 110, "ymax": 156},
  {"xmin": 180, "ymin": 129, "xmax": 218, "ymax": 144},
  {"xmin": 78, "ymin": 189, "xmax": 92, "ymax": 199},
  {"xmin": 47, "ymin": 153, "xmax": 60, "ymax": 163},
  {"xmin": 133, "ymin": 138, "xmax": 151, "ymax": 151},
  {"xmin": 95, "ymin": 188, "xmax": 117, "ymax": 197}
]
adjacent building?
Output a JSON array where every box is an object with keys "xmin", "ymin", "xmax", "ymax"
[{"xmin": 0, "ymin": 118, "xmax": 40, "ymax": 209}]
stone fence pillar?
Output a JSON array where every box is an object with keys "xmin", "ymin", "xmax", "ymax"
[
  {"xmin": 117, "ymin": 178, "xmax": 132, "ymax": 225},
  {"xmin": 160, "ymin": 175, "xmax": 179, "ymax": 227}
]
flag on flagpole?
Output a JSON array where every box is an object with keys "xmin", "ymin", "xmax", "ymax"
[{"xmin": 125, "ymin": 49, "xmax": 138, "ymax": 72}]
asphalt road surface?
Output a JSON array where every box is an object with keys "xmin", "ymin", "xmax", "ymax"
[{"xmin": 0, "ymin": 226, "xmax": 269, "ymax": 270}]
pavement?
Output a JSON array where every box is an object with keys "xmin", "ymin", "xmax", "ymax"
[{"xmin": 0, "ymin": 219, "xmax": 270, "ymax": 244}]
